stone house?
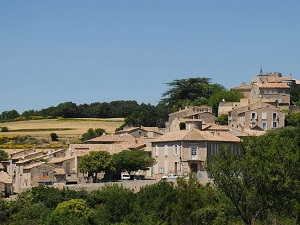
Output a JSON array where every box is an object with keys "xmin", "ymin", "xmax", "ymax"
[
  {"xmin": 219, "ymin": 72, "xmax": 300, "ymax": 136},
  {"xmin": 166, "ymin": 106, "xmax": 216, "ymax": 132},
  {"xmin": 151, "ymin": 128, "xmax": 240, "ymax": 183},
  {"xmin": 228, "ymin": 100, "xmax": 287, "ymax": 135},
  {"xmin": 6, "ymin": 149, "xmax": 45, "ymax": 180},
  {"xmin": 115, "ymin": 126, "xmax": 165, "ymax": 138},
  {"xmin": 0, "ymin": 171, "xmax": 13, "ymax": 197},
  {"xmin": 14, "ymin": 162, "xmax": 66, "ymax": 192},
  {"xmin": 68, "ymin": 134, "xmax": 151, "ymax": 178}
]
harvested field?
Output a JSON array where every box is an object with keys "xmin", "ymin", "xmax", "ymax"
[{"xmin": 0, "ymin": 118, "xmax": 124, "ymax": 149}]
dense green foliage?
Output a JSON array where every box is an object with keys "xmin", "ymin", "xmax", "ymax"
[
  {"xmin": 207, "ymin": 90, "xmax": 244, "ymax": 114},
  {"xmin": 82, "ymin": 128, "xmax": 106, "ymax": 141},
  {"xmin": 112, "ymin": 149, "xmax": 156, "ymax": 175},
  {"xmin": 285, "ymin": 111, "xmax": 300, "ymax": 127},
  {"xmin": 208, "ymin": 126, "xmax": 300, "ymax": 225},
  {"xmin": 1, "ymin": 127, "xmax": 9, "ymax": 132},
  {"xmin": 0, "ymin": 149, "xmax": 9, "ymax": 161},
  {"xmin": 78, "ymin": 151, "xmax": 114, "ymax": 182},
  {"xmin": 0, "ymin": 180, "xmax": 240, "ymax": 225},
  {"xmin": 160, "ymin": 77, "xmax": 226, "ymax": 112}
]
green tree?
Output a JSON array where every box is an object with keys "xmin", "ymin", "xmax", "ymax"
[
  {"xmin": 207, "ymin": 127, "xmax": 300, "ymax": 224},
  {"xmin": 78, "ymin": 151, "xmax": 113, "ymax": 182},
  {"xmin": 9, "ymin": 202, "xmax": 50, "ymax": 225},
  {"xmin": 160, "ymin": 77, "xmax": 226, "ymax": 112},
  {"xmin": 30, "ymin": 186, "xmax": 63, "ymax": 209},
  {"xmin": 50, "ymin": 132, "xmax": 59, "ymax": 141},
  {"xmin": 1, "ymin": 127, "xmax": 8, "ymax": 132},
  {"xmin": 0, "ymin": 198, "xmax": 9, "ymax": 224},
  {"xmin": 112, "ymin": 149, "xmax": 156, "ymax": 175},
  {"xmin": 46, "ymin": 199, "xmax": 95, "ymax": 225},
  {"xmin": 171, "ymin": 176, "xmax": 238, "ymax": 225},
  {"xmin": 0, "ymin": 149, "xmax": 9, "ymax": 161},
  {"xmin": 171, "ymin": 176, "xmax": 205, "ymax": 225},
  {"xmin": 285, "ymin": 112, "xmax": 300, "ymax": 127},
  {"xmin": 215, "ymin": 114, "xmax": 228, "ymax": 125},
  {"xmin": 1, "ymin": 110, "xmax": 20, "ymax": 121},
  {"xmin": 123, "ymin": 103, "xmax": 159, "ymax": 127},
  {"xmin": 86, "ymin": 185, "xmax": 134, "ymax": 224},
  {"xmin": 129, "ymin": 181, "xmax": 176, "ymax": 225},
  {"xmin": 208, "ymin": 90, "xmax": 244, "ymax": 114},
  {"xmin": 82, "ymin": 128, "xmax": 106, "ymax": 142}
]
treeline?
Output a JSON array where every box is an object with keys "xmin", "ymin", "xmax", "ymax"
[
  {"xmin": 0, "ymin": 78, "xmax": 246, "ymax": 126},
  {"xmin": 1, "ymin": 101, "xmax": 144, "ymax": 119},
  {"xmin": 0, "ymin": 101, "xmax": 169, "ymax": 128},
  {"xmin": 0, "ymin": 179, "xmax": 242, "ymax": 225}
]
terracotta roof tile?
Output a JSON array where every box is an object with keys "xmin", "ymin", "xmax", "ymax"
[
  {"xmin": 152, "ymin": 129, "xmax": 240, "ymax": 143},
  {"xmin": 231, "ymin": 83, "xmax": 252, "ymax": 90},
  {"xmin": 255, "ymin": 83, "xmax": 290, "ymax": 88},
  {"xmin": 23, "ymin": 162, "xmax": 44, "ymax": 170},
  {"xmin": 49, "ymin": 156, "xmax": 75, "ymax": 164},
  {"xmin": 85, "ymin": 134, "xmax": 135, "ymax": 143}
]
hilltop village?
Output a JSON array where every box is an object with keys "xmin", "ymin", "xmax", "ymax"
[{"xmin": 1, "ymin": 71, "xmax": 300, "ymax": 197}]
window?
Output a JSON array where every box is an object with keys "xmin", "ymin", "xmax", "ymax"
[
  {"xmin": 251, "ymin": 112, "xmax": 257, "ymax": 120},
  {"xmin": 155, "ymin": 145, "xmax": 158, "ymax": 157},
  {"xmin": 191, "ymin": 146, "xmax": 197, "ymax": 156},
  {"xmin": 173, "ymin": 144, "xmax": 179, "ymax": 156},
  {"xmin": 262, "ymin": 112, "xmax": 267, "ymax": 120},
  {"xmin": 272, "ymin": 112, "xmax": 278, "ymax": 120},
  {"xmin": 272, "ymin": 121, "xmax": 278, "ymax": 128},
  {"xmin": 164, "ymin": 145, "xmax": 168, "ymax": 156},
  {"xmin": 159, "ymin": 168, "xmax": 165, "ymax": 174},
  {"xmin": 262, "ymin": 123, "xmax": 267, "ymax": 130}
]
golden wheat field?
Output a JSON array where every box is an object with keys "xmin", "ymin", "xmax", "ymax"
[{"xmin": 0, "ymin": 118, "xmax": 124, "ymax": 139}]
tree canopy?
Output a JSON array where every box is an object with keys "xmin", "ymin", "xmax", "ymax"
[
  {"xmin": 208, "ymin": 90, "xmax": 244, "ymax": 114},
  {"xmin": 160, "ymin": 77, "xmax": 226, "ymax": 112},
  {"xmin": 81, "ymin": 128, "xmax": 106, "ymax": 142},
  {"xmin": 207, "ymin": 126, "xmax": 300, "ymax": 225},
  {"xmin": 112, "ymin": 149, "xmax": 156, "ymax": 175},
  {"xmin": 0, "ymin": 149, "xmax": 9, "ymax": 161},
  {"xmin": 78, "ymin": 151, "xmax": 113, "ymax": 182}
]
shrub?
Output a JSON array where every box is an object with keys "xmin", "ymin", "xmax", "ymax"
[
  {"xmin": 50, "ymin": 133, "xmax": 59, "ymax": 142},
  {"xmin": 1, "ymin": 127, "xmax": 8, "ymax": 132}
]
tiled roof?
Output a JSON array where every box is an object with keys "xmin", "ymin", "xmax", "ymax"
[
  {"xmin": 231, "ymin": 83, "xmax": 252, "ymax": 90},
  {"xmin": 85, "ymin": 134, "xmax": 136, "ymax": 143},
  {"xmin": 255, "ymin": 83, "xmax": 290, "ymax": 88},
  {"xmin": 116, "ymin": 126, "xmax": 165, "ymax": 135},
  {"xmin": 72, "ymin": 142, "xmax": 146, "ymax": 156},
  {"xmin": 152, "ymin": 129, "xmax": 240, "ymax": 143},
  {"xmin": 49, "ymin": 156, "xmax": 74, "ymax": 164},
  {"xmin": 202, "ymin": 123, "xmax": 230, "ymax": 131},
  {"xmin": 23, "ymin": 162, "xmax": 44, "ymax": 170},
  {"xmin": 0, "ymin": 171, "xmax": 12, "ymax": 184},
  {"xmin": 116, "ymin": 127, "xmax": 139, "ymax": 133},
  {"xmin": 11, "ymin": 149, "xmax": 44, "ymax": 160}
]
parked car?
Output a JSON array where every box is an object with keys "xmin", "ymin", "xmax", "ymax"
[
  {"xmin": 121, "ymin": 173, "xmax": 130, "ymax": 180},
  {"xmin": 161, "ymin": 174, "xmax": 179, "ymax": 180}
]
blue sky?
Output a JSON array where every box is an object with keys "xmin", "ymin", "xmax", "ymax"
[{"xmin": 1, "ymin": 1, "xmax": 300, "ymax": 113}]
